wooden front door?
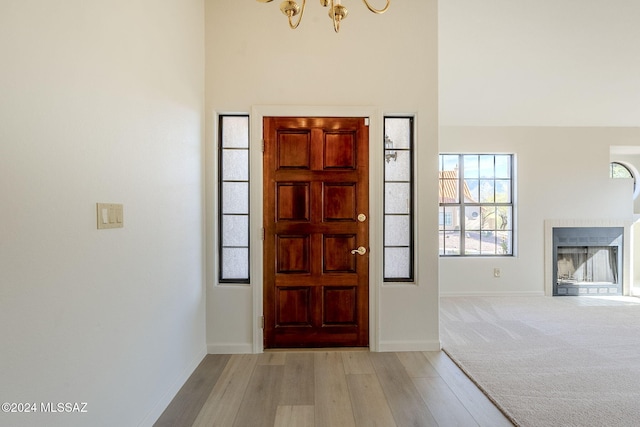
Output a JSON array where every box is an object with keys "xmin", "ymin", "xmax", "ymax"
[{"xmin": 263, "ymin": 117, "xmax": 369, "ymax": 348}]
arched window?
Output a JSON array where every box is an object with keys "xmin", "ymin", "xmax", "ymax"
[{"xmin": 610, "ymin": 161, "xmax": 640, "ymax": 200}]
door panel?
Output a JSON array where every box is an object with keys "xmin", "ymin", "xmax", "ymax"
[
  {"xmin": 263, "ymin": 117, "xmax": 369, "ymax": 348},
  {"xmin": 277, "ymin": 287, "xmax": 311, "ymax": 326},
  {"xmin": 323, "ymin": 184, "xmax": 356, "ymax": 221},
  {"xmin": 323, "ymin": 235, "xmax": 357, "ymax": 272},
  {"xmin": 277, "ymin": 183, "xmax": 310, "ymax": 221},
  {"xmin": 323, "ymin": 287, "xmax": 357, "ymax": 325},
  {"xmin": 277, "ymin": 235, "xmax": 309, "ymax": 273}
]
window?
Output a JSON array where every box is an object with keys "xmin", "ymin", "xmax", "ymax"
[
  {"xmin": 610, "ymin": 162, "xmax": 633, "ymax": 180},
  {"xmin": 439, "ymin": 154, "xmax": 514, "ymax": 256},
  {"xmin": 383, "ymin": 117, "xmax": 414, "ymax": 281},
  {"xmin": 218, "ymin": 115, "xmax": 250, "ymax": 283},
  {"xmin": 610, "ymin": 161, "xmax": 639, "ymax": 200},
  {"xmin": 439, "ymin": 211, "xmax": 453, "ymax": 227}
]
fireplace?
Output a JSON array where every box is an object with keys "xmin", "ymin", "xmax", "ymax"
[{"xmin": 552, "ymin": 227, "xmax": 623, "ymax": 296}]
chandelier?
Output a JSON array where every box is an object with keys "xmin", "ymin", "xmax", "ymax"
[{"xmin": 257, "ymin": 0, "xmax": 390, "ymax": 33}]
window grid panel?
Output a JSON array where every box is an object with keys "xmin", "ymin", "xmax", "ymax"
[
  {"xmin": 384, "ymin": 247, "xmax": 411, "ymax": 279},
  {"xmin": 383, "ymin": 117, "xmax": 414, "ymax": 282},
  {"xmin": 611, "ymin": 162, "xmax": 633, "ymax": 179},
  {"xmin": 385, "ymin": 214, "xmax": 411, "ymax": 247},
  {"xmin": 221, "ymin": 149, "xmax": 249, "ymax": 181},
  {"xmin": 439, "ymin": 177, "xmax": 460, "ymax": 204},
  {"xmin": 439, "ymin": 153, "xmax": 514, "ymax": 257},
  {"xmin": 385, "ymin": 149, "xmax": 411, "ymax": 181},
  {"xmin": 219, "ymin": 114, "xmax": 250, "ymax": 283},
  {"xmin": 221, "ymin": 248, "xmax": 250, "ymax": 280},
  {"xmin": 222, "ymin": 214, "xmax": 249, "ymax": 247},
  {"xmin": 221, "ymin": 116, "xmax": 249, "ymax": 148}
]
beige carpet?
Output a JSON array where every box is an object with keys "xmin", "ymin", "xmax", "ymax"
[{"xmin": 440, "ymin": 296, "xmax": 640, "ymax": 427}]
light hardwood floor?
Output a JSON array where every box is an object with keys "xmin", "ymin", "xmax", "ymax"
[{"xmin": 154, "ymin": 350, "xmax": 513, "ymax": 427}]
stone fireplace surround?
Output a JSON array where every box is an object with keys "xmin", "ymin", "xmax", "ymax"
[{"xmin": 545, "ymin": 219, "xmax": 632, "ymax": 296}]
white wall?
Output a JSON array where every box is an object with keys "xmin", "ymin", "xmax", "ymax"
[
  {"xmin": 439, "ymin": 0, "xmax": 640, "ymax": 296},
  {"xmin": 439, "ymin": 0, "xmax": 640, "ymax": 127},
  {"xmin": 205, "ymin": 0, "xmax": 440, "ymax": 352},
  {"xmin": 439, "ymin": 127, "xmax": 637, "ymax": 295},
  {"xmin": 0, "ymin": 2, "xmax": 205, "ymax": 426}
]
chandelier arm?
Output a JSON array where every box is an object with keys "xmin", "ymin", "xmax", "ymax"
[
  {"xmin": 361, "ymin": 0, "xmax": 390, "ymax": 14},
  {"xmin": 332, "ymin": 1, "xmax": 341, "ymax": 32},
  {"xmin": 288, "ymin": 0, "xmax": 306, "ymax": 29}
]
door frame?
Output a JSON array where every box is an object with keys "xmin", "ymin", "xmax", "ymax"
[{"xmin": 250, "ymin": 105, "xmax": 383, "ymax": 353}]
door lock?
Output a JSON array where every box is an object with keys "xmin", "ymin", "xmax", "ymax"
[
  {"xmin": 350, "ymin": 246, "xmax": 367, "ymax": 255},
  {"xmin": 357, "ymin": 213, "xmax": 367, "ymax": 222}
]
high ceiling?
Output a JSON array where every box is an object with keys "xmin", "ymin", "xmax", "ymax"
[{"xmin": 439, "ymin": 0, "xmax": 640, "ymax": 127}]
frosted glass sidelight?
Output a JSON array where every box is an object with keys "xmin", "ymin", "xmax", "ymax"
[
  {"xmin": 222, "ymin": 182, "xmax": 249, "ymax": 214},
  {"xmin": 384, "ymin": 150, "xmax": 411, "ymax": 181},
  {"xmin": 385, "ymin": 215, "xmax": 410, "ymax": 246},
  {"xmin": 219, "ymin": 114, "xmax": 250, "ymax": 283},
  {"xmin": 384, "ymin": 118, "xmax": 411, "ymax": 149},
  {"xmin": 222, "ymin": 150, "xmax": 249, "ymax": 181},
  {"xmin": 383, "ymin": 116, "xmax": 414, "ymax": 281},
  {"xmin": 221, "ymin": 116, "xmax": 249, "ymax": 148},
  {"xmin": 221, "ymin": 248, "xmax": 249, "ymax": 279},
  {"xmin": 222, "ymin": 215, "xmax": 249, "ymax": 246},
  {"xmin": 384, "ymin": 247, "xmax": 410, "ymax": 278},
  {"xmin": 384, "ymin": 183, "xmax": 410, "ymax": 214}
]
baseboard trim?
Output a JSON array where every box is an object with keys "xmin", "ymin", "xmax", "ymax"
[
  {"xmin": 440, "ymin": 291, "xmax": 545, "ymax": 297},
  {"xmin": 139, "ymin": 345, "xmax": 207, "ymax": 427},
  {"xmin": 378, "ymin": 340, "xmax": 441, "ymax": 352},
  {"xmin": 207, "ymin": 342, "xmax": 253, "ymax": 354}
]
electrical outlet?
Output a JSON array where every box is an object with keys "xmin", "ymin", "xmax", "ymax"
[{"xmin": 493, "ymin": 268, "xmax": 501, "ymax": 278}]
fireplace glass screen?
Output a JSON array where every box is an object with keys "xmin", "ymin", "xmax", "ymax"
[{"xmin": 557, "ymin": 246, "xmax": 618, "ymax": 285}]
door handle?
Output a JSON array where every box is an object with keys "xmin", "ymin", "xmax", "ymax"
[{"xmin": 350, "ymin": 246, "xmax": 367, "ymax": 256}]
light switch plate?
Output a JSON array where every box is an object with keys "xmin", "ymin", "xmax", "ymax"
[{"xmin": 97, "ymin": 203, "xmax": 124, "ymax": 229}]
